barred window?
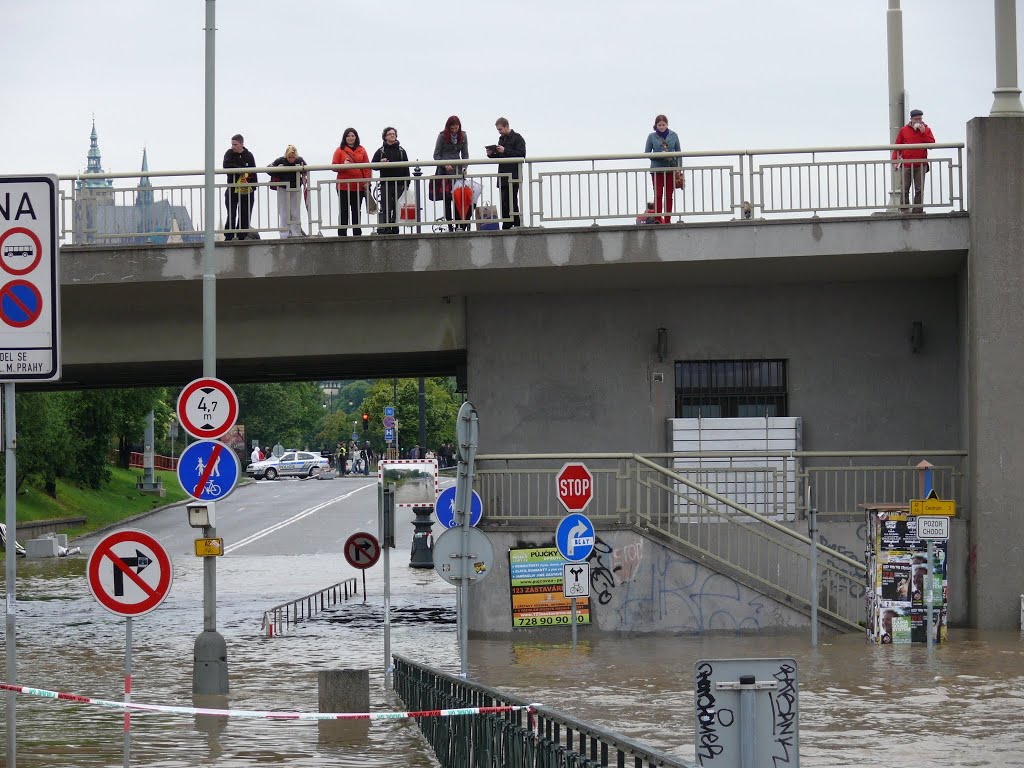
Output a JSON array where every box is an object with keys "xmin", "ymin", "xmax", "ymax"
[{"xmin": 674, "ymin": 359, "xmax": 788, "ymax": 418}]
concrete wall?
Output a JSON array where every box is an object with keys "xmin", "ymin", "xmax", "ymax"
[
  {"xmin": 966, "ymin": 116, "xmax": 1024, "ymax": 629},
  {"xmin": 469, "ymin": 528, "xmax": 809, "ymax": 636},
  {"xmin": 468, "ymin": 278, "xmax": 961, "ymax": 454}
]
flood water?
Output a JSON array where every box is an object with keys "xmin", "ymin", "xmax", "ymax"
[{"xmin": 2, "ymin": 549, "xmax": 1023, "ymax": 767}]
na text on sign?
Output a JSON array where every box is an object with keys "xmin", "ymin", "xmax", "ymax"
[
  {"xmin": 0, "ymin": 177, "xmax": 60, "ymax": 382},
  {"xmin": 176, "ymin": 377, "xmax": 239, "ymax": 440}
]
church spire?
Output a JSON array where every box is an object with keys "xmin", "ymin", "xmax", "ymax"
[
  {"xmin": 137, "ymin": 146, "xmax": 154, "ymax": 206},
  {"xmin": 79, "ymin": 117, "xmax": 113, "ymax": 191}
]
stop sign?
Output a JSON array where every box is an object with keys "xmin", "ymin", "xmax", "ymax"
[{"xmin": 556, "ymin": 462, "xmax": 594, "ymax": 513}]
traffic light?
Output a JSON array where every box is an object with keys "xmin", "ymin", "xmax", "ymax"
[{"xmin": 362, "ymin": 413, "xmax": 369, "ymax": 431}]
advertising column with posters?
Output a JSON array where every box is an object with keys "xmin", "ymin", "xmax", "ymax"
[
  {"xmin": 866, "ymin": 506, "xmax": 948, "ymax": 644},
  {"xmin": 509, "ymin": 547, "xmax": 591, "ymax": 628}
]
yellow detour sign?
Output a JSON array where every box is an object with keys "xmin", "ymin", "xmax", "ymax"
[
  {"xmin": 910, "ymin": 498, "xmax": 956, "ymax": 517},
  {"xmin": 194, "ymin": 538, "xmax": 224, "ymax": 557}
]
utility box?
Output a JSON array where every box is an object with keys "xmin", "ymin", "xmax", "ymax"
[{"xmin": 865, "ymin": 505, "xmax": 948, "ymax": 644}]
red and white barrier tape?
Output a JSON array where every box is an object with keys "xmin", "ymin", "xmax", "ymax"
[{"xmin": 0, "ymin": 683, "xmax": 538, "ymax": 722}]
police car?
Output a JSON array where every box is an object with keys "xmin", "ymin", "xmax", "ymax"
[{"xmin": 247, "ymin": 450, "xmax": 330, "ymax": 480}]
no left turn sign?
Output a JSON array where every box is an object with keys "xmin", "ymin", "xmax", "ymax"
[
  {"xmin": 86, "ymin": 529, "xmax": 173, "ymax": 617},
  {"xmin": 176, "ymin": 377, "xmax": 239, "ymax": 440}
]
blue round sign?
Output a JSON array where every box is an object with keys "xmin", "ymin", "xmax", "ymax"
[
  {"xmin": 555, "ymin": 513, "xmax": 595, "ymax": 562},
  {"xmin": 435, "ymin": 486, "xmax": 483, "ymax": 529},
  {"xmin": 177, "ymin": 440, "xmax": 240, "ymax": 502}
]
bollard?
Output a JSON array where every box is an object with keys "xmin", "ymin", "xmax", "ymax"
[
  {"xmin": 317, "ymin": 669, "xmax": 370, "ymax": 743},
  {"xmin": 409, "ymin": 505, "xmax": 434, "ymax": 569}
]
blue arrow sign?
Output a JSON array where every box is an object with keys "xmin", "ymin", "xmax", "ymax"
[
  {"xmin": 177, "ymin": 440, "xmax": 240, "ymax": 502},
  {"xmin": 556, "ymin": 513, "xmax": 595, "ymax": 562},
  {"xmin": 384, "ymin": 406, "xmax": 395, "ymax": 417},
  {"xmin": 435, "ymin": 486, "xmax": 483, "ymax": 529}
]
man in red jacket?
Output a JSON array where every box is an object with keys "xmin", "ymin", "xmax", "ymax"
[{"xmin": 893, "ymin": 109, "xmax": 935, "ymax": 214}]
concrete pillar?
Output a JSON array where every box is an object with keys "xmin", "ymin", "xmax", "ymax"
[
  {"xmin": 990, "ymin": 0, "xmax": 1024, "ymax": 116},
  {"xmin": 318, "ymin": 669, "xmax": 370, "ymax": 743},
  {"xmin": 887, "ymin": 1, "xmax": 906, "ymax": 209},
  {"xmin": 965, "ymin": 115, "xmax": 1024, "ymax": 628}
]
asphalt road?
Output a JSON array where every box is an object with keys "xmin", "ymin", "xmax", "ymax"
[{"xmin": 75, "ymin": 473, "xmax": 418, "ymax": 559}]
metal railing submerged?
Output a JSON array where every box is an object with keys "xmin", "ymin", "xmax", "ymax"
[
  {"xmin": 57, "ymin": 143, "xmax": 965, "ymax": 244},
  {"xmin": 260, "ymin": 577, "xmax": 359, "ymax": 638},
  {"xmin": 393, "ymin": 654, "xmax": 697, "ymax": 768}
]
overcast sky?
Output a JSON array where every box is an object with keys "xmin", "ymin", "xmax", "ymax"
[{"xmin": 2, "ymin": 0, "xmax": 1019, "ymax": 177}]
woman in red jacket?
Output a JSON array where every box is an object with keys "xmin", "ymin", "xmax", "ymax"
[{"xmin": 333, "ymin": 128, "xmax": 371, "ymax": 236}]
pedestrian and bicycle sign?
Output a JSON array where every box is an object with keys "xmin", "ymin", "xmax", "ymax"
[
  {"xmin": 434, "ymin": 486, "xmax": 483, "ymax": 528},
  {"xmin": 86, "ymin": 529, "xmax": 173, "ymax": 617},
  {"xmin": 556, "ymin": 513, "xmax": 595, "ymax": 562},
  {"xmin": 344, "ymin": 532, "xmax": 381, "ymax": 569},
  {"xmin": 177, "ymin": 440, "xmax": 240, "ymax": 502},
  {"xmin": 0, "ymin": 176, "xmax": 60, "ymax": 382},
  {"xmin": 176, "ymin": 377, "xmax": 239, "ymax": 440}
]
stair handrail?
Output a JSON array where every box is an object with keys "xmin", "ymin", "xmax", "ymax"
[{"xmin": 632, "ymin": 453, "xmax": 866, "ymax": 573}]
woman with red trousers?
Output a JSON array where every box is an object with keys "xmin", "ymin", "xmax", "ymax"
[{"xmin": 644, "ymin": 114, "xmax": 681, "ymax": 224}]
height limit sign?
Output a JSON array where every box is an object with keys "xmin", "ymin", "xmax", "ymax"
[{"xmin": 0, "ymin": 176, "xmax": 60, "ymax": 382}]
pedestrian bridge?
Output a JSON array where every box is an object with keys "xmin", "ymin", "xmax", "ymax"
[{"xmin": 54, "ymin": 142, "xmax": 967, "ymax": 389}]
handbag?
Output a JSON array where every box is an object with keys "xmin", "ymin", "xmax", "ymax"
[
  {"xmin": 674, "ymin": 169, "xmax": 686, "ymax": 190},
  {"xmin": 365, "ymin": 187, "xmax": 379, "ymax": 214},
  {"xmin": 428, "ymin": 175, "xmax": 451, "ymax": 202}
]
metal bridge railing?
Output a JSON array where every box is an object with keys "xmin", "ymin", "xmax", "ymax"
[
  {"xmin": 57, "ymin": 143, "xmax": 965, "ymax": 245},
  {"xmin": 260, "ymin": 577, "xmax": 359, "ymax": 638},
  {"xmin": 475, "ymin": 450, "xmax": 968, "ymax": 524},
  {"xmin": 393, "ymin": 653, "xmax": 696, "ymax": 768}
]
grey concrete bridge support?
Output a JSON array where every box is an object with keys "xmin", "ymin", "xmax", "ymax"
[{"xmin": 965, "ymin": 116, "xmax": 1024, "ymax": 629}]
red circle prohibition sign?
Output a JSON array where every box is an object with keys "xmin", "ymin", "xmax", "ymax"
[
  {"xmin": 344, "ymin": 532, "xmax": 381, "ymax": 569},
  {"xmin": 86, "ymin": 529, "xmax": 173, "ymax": 617},
  {"xmin": 0, "ymin": 280, "xmax": 43, "ymax": 328},
  {"xmin": 176, "ymin": 377, "xmax": 239, "ymax": 440},
  {"xmin": 0, "ymin": 227, "xmax": 43, "ymax": 275}
]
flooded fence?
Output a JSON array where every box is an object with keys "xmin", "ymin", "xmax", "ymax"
[
  {"xmin": 260, "ymin": 577, "xmax": 360, "ymax": 638},
  {"xmin": 393, "ymin": 654, "xmax": 696, "ymax": 768}
]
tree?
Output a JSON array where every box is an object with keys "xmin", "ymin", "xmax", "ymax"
[
  {"xmin": 360, "ymin": 378, "xmax": 460, "ymax": 454},
  {"xmin": 236, "ymin": 382, "xmax": 326, "ymax": 451}
]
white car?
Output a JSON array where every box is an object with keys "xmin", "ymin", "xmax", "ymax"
[{"xmin": 247, "ymin": 451, "xmax": 329, "ymax": 480}]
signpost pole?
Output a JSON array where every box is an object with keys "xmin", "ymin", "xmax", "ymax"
[
  {"xmin": 808, "ymin": 484, "xmax": 818, "ymax": 647},
  {"xmin": 124, "ymin": 616, "xmax": 132, "ymax": 768},
  {"xmin": 4, "ymin": 384, "xmax": 16, "ymax": 768},
  {"xmin": 571, "ymin": 596, "xmax": 577, "ymax": 650},
  {"xmin": 454, "ymin": 402, "xmax": 479, "ymax": 679},
  {"xmin": 194, "ymin": 0, "xmax": 228, "ymax": 698},
  {"xmin": 383, "ymin": 483, "xmax": 394, "ymax": 677},
  {"xmin": 926, "ymin": 539, "xmax": 934, "ymax": 654}
]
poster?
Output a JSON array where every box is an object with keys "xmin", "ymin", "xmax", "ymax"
[
  {"xmin": 866, "ymin": 510, "xmax": 948, "ymax": 644},
  {"xmin": 509, "ymin": 547, "xmax": 590, "ymax": 628}
]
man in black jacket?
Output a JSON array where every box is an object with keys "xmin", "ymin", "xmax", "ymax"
[
  {"xmin": 487, "ymin": 118, "xmax": 526, "ymax": 229},
  {"xmin": 223, "ymin": 133, "xmax": 258, "ymax": 240}
]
